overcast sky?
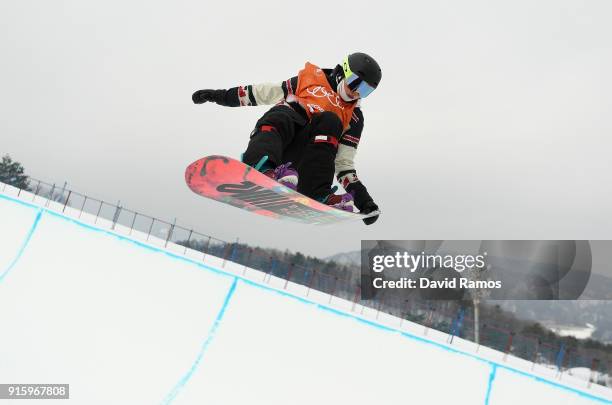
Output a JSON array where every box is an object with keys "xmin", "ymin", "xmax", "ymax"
[{"xmin": 1, "ymin": 0, "xmax": 611, "ymax": 258}]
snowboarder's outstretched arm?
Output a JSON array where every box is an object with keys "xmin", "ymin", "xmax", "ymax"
[
  {"xmin": 336, "ymin": 108, "xmax": 380, "ymax": 225},
  {"xmin": 192, "ymin": 79, "xmax": 297, "ymax": 107}
]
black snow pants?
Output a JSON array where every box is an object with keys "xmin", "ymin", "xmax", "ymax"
[{"xmin": 242, "ymin": 105, "xmax": 343, "ymax": 201}]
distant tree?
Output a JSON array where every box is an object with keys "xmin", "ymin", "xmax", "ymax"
[
  {"xmin": 293, "ymin": 252, "xmax": 306, "ymax": 266},
  {"xmin": 522, "ymin": 322, "xmax": 548, "ymax": 336},
  {"xmin": 0, "ymin": 154, "xmax": 30, "ymax": 189}
]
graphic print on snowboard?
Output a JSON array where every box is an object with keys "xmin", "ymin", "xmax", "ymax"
[{"xmin": 185, "ymin": 155, "xmax": 379, "ymax": 225}]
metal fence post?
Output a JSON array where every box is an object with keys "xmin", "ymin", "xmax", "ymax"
[
  {"xmin": 555, "ymin": 342, "xmax": 566, "ymax": 375},
  {"xmin": 588, "ymin": 358, "xmax": 600, "ymax": 388},
  {"xmin": 184, "ymin": 229, "xmax": 193, "ymax": 254},
  {"xmin": 205, "ymin": 236, "xmax": 211, "ymax": 253},
  {"xmin": 448, "ymin": 307, "xmax": 466, "ymax": 344},
  {"xmin": 221, "ymin": 242, "xmax": 231, "ymax": 268},
  {"xmin": 146, "ymin": 218, "xmax": 155, "ymax": 241},
  {"xmin": 78, "ymin": 196, "xmax": 88, "ymax": 219},
  {"xmin": 531, "ymin": 338, "xmax": 541, "ymax": 370},
  {"xmin": 351, "ymin": 286, "xmax": 361, "ymax": 313},
  {"xmin": 32, "ymin": 180, "xmax": 41, "ymax": 201},
  {"xmin": 264, "ymin": 257, "xmax": 276, "ymax": 283},
  {"xmin": 129, "ymin": 212, "xmax": 138, "ymax": 235},
  {"xmin": 62, "ymin": 190, "xmax": 72, "ymax": 213},
  {"xmin": 229, "ymin": 238, "xmax": 238, "ymax": 262},
  {"xmin": 283, "ymin": 263, "xmax": 294, "ymax": 290},
  {"xmin": 424, "ymin": 307, "xmax": 436, "ymax": 336},
  {"xmin": 202, "ymin": 236, "xmax": 212, "ymax": 262},
  {"xmin": 503, "ymin": 332, "xmax": 515, "ymax": 362},
  {"xmin": 165, "ymin": 218, "xmax": 176, "ymax": 248},
  {"xmin": 94, "ymin": 200, "xmax": 103, "ymax": 224},
  {"xmin": 375, "ymin": 287, "xmax": 386, "ymax": 318},
  {"xmin": 111, "ymin": 201, "xmax": 122, "ymax": 230},
  {"xmin": 561, "ymin": 347, "xmax": 572, "ymax": 379},
  {"xmin": 243, "ymin": 248, "xmax": 252, "ymax": 276},
  {"xmin": 306, "ymin": 268, "xmax": 316, "ymax": 297},
  {"xmin": 59, "ymin": 181, "xmax": 67, "ymax": 199},
  {"xmin": 45, "ymin": 183, "xmax": 56, "ymax": 207}
]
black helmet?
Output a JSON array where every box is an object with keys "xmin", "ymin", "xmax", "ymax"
[
  {"xmin": 344, "ymin": 52, "xmax": 382, "ymax": 88},
  {"xmin": 335, "ymin": 52, "xmax": 381, "ymax": 98}
]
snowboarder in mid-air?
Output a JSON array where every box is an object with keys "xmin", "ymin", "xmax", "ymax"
[{"xmin": 192, "ymin": 52, "xmax": 381, "ymax": 225}]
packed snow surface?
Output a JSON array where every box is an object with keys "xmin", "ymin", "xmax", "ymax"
[{"xmin": 1, "ymin": 183, "xmax": 611, "ymax": 404}]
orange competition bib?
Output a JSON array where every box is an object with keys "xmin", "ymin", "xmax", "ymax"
[{"xmin": 292, "ymin": 62, "xmax": 357, "ymax": 130}]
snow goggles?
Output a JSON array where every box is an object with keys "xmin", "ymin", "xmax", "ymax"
[{"xmin": 342, "ymin": 56, "xmax": 376, "ymax": 98}]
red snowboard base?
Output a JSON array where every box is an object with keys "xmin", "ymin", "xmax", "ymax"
[{"xmin": 185, "ymin": 155, "xmax": 379, "ymax": 225}]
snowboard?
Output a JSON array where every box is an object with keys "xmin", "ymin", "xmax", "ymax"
[{"xmin": 185, "ymin": 155, "xmax": 379, "ymax": 225}]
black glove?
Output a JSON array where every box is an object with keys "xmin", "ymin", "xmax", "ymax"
[
  {"xmin": 192, "ymin": 89, "xmax": 226, "ymax": 104},
  {"xmin": 345, "ymin": 180, "xmax": 379, "ymax": 225},
  {"xmin": 361, "ymin": 200, "xmax": 379, "ymax": 225}
]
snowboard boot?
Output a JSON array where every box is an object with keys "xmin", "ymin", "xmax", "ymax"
[
  {"xmin": 263, "ymin": 162, "xmax": 299, "ymax": 191},
  {"xmin": 323, "ymin": 191, "xmax": 355, "ymax": 212},
  {"xmin": 250, "ymin": 156, "xmax": 299, "ymax": 190}
]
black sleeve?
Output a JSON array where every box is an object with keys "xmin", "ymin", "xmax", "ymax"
[
  {"xmin": 337, "ymin": 107, "xmax": 364, "ymax": 182},
  {"xmin": 336, "ymin": 108, "xmax": 375, "ymax": 210},
  {"xmin": 338, "ymin": 107, "xmax": 364, "ymax": 150},
  {"xmin": 215, "ymin": 86, "xmax": 257, "ymax": 107}
]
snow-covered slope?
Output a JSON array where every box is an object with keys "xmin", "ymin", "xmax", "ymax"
[{"xmin": 1, "ymin": 183, "xmax": 611, "ymax": 404}]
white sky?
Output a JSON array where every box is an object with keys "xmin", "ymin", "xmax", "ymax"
[{"xmin": 1, "ymin": 0, "xmax": 611, "ymax": 258}]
